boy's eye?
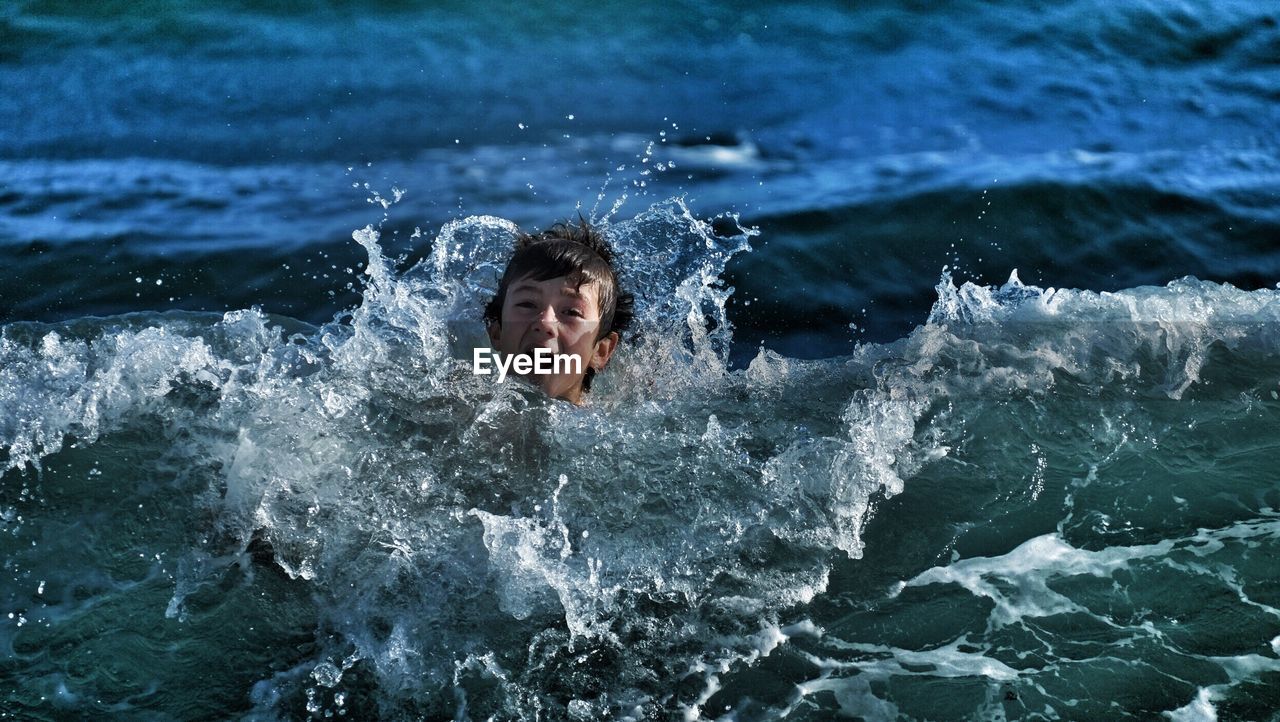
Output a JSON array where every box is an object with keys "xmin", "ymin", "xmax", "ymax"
[
  {"xmin": 564, "ymin": 308, "xmax": 585, "ymax": 318},
  {"xmin": 515, "ymin": 301, "xmax": 536, "ymax": 309}
]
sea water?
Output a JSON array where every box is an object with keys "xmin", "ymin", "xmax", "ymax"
[
  {"xmin": 5, "ymin": 201, "xmax": 1280, "ymax": 719},
  {"xmin": 5, "ymin": 0, "xmax": 1280, "ymax": 719}
]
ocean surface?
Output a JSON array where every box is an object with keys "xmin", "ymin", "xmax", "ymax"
[{"xmin": 4, "ymin": 1, "xmax": 1280, "ymax": 719}]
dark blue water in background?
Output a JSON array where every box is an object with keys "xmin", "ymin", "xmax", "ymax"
[
  {"xmin": 6, "ymin": 0, "xmax": 1277, "ymax": 354},
  {"xmin": 5, "ymin": 1, "xmax": 1280, "ymax": 720}
]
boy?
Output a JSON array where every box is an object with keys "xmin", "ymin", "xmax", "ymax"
[{"xmin": 480, "ymin": 219, "xmax": 634, "ymax": 404}]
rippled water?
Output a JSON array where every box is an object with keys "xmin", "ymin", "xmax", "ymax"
[
  {"xmin": 5, "ymin": 201, "xmax": 1280, "ymax": 719},
  {"xmin": 5, "ymin": 0, "xmax": 1280, "ymax": 719}
]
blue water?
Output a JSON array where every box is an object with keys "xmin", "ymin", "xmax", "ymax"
[{"xmin": 3, "ymin": 1, "xmax": 1280, "ymax": 719}]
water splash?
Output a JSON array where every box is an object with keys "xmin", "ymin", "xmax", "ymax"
[{"xmin": 5, "ymin": 202, "xmax": 1280, "ymax": 718}]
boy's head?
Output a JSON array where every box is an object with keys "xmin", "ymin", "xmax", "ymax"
[{"xmin": 483, "ymin": 219, "xmax": 634, "ymax": 404}]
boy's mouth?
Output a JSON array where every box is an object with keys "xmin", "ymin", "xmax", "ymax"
[{"xmin": 509, "ymin": 344, "xmax": 563, "ymax": 381}]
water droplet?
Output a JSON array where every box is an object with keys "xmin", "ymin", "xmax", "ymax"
[{"xmin": 312, "ymin": 661, "xmax": 342, "ymax": 687}]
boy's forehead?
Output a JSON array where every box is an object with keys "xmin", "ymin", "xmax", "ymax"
[{"xmin": 508, "ymin": 274, "xmax": 602, "ymax": 299}]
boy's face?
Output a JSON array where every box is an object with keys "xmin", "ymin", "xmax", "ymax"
[{"xmin": 487, "ymin": 274, "xmax": 619, "ymax": 404}]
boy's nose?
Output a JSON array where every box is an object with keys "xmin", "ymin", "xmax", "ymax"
[{"xmin": 533, "ymin": 305, "xmax": 557, "ymax": 334}]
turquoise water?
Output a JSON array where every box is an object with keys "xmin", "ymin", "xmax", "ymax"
[
  {"xmin": 5, "ymin": 0, "xmax": 1280, "ymax": 718},
  {"xmin": 5, "ymin": 204, "xmax": 1280, "ymax": 719}
]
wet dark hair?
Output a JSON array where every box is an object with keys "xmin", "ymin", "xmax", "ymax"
[{"xmin": 483, "ymin": 218, "xmax": 634, "ymax": 391}]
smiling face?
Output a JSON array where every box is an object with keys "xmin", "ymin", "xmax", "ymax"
[{"xmin": 487, "ymin": 274, "xmax": 619, "ymax": 404}]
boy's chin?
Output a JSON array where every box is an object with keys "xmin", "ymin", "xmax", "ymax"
[{"xmin": 527, "ymin": 373, "xmax": 584, "ymax": 402}]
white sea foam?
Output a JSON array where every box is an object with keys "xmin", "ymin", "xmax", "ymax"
[
  {"xmin": 1165, "ymin": 688, "xmax": 1218, "ymax": 722},
  {"xmin": 5, "ymin": 200, "xmax": 1280, "ymax": 718}
]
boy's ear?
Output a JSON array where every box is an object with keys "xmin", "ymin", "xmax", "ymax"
[
  {"xmin": 487, "ymin": 322, "xmax": 501, "ymax": 347},
  {"xmin": 590, "ymin": 331, "xmax": 619, "ymax": 371}
]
